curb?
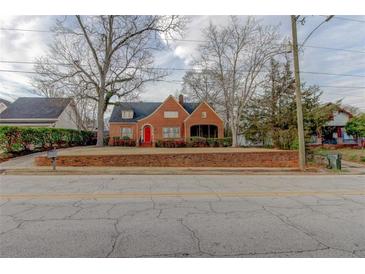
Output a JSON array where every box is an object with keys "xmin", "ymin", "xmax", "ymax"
[{"xmin": 0, "ymin": 167, "xmax": 325, "ymax": 176}]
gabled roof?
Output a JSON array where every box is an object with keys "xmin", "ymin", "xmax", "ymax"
[
  {"xmin": 0, "ymin": 97, "xmax": 72, "ymax": 120},
  {"xmin": 325, "ymin": 103, "xmax": 353, "ymax": 118},
  {"xmin": 0, "ymin": 98, "xmax": 11, "ymax": 106},
  {"xmin": 109, "ymin": 101, "xmax": 199, "ymax": 123}
]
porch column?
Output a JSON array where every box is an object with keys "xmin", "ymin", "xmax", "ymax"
[
  {"xmin": 218, "ymin": 126, "xmax": 224, "ymax": 138},
  {"xmin": 337, "ymin": 127, "xmax": 343, "ymax": 144},
  {"xmin": 316, "ymin": 130, "xmax": 322, "ymax": 144}
]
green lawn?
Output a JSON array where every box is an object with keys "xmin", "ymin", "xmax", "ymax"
[{"xmin": 312, "ymin": 147, "xmax": 365, "ymax": 164}]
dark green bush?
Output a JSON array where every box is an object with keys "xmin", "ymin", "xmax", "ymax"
[
  {"xmin": 111, "ymin": 136, "xmax": 136, "ymax": 146},
  {"xmin": 0, "ymin": 126, "xmax": 95, "ymax": 154},
  {"xmin": 155, "ymin": 137, "xmax": 232, "ymax": 148}
]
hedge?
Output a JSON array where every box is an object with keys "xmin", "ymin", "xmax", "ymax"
[
  {"xmin": 111, "ymin": 136, "xmax": 136, "ymax": 147},
  {"xmin": 0, "ymin": 126, "xmax": 95, "ymax": 154},
  {"xmin": 155, "ymin": 137, "xmax": 232, "ymax": 148}
]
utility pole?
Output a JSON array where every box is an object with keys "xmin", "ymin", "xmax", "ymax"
[{"xmin": 291, "ymin": 15, "xmax": 306, "ymax": 171}]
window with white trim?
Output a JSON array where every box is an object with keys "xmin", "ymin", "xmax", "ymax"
[
  {"xmin": 121, "ymin": 110, "xmax": 133, "ymax": 119},
  {"xmin": 201, "ymin": 111, "xmax": 207, "ymax": 118},
  {"xmin": 121, "ymin": 128, "xmax": 133, "ymax": 139},
  {"xmin": 163, "ymin": 127, "xmax": 180, "ymax": 138},
  {"xmin": 164, "ymin": 111, "xmax": 178, "ymax": 118}
]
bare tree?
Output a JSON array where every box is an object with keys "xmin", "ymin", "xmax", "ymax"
[
  {"xmin": 33, "ymin": 15, "xmax": 187, "ymax": 146},
  {"xmin": 182, "ymin": 16, "xmax": 285, "ymax": 146}
]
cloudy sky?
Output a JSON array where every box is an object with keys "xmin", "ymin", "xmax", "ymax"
[{"xmin": 0, "ymin": 15, "xmax": 364, "ymax": 111}]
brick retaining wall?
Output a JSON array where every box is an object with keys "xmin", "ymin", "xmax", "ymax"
[{"xmin": 35, "ymin": 151, "xmax": 298, "ymax": 168}]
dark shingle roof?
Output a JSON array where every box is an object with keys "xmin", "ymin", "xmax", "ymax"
[
  {"xmin": 109, "ymin": 101, "xmax": 199, "ymax": 123},
  {"xmin": 0, "ymin": 121, "xmax": 55, "ymax": 125},
  {"xmin": 0, "ymin": 98, "xmax": 11, "ymax": 106},
  {"xmin": 0, "ymin": 97, "xmax": 72, "ymax": 119},
  {"xmin": 182, "ymin": 102, "xmax": 199, "ymax": 113}
]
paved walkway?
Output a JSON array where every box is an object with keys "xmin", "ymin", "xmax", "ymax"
[
  {"xmin": 1, "ymin": 174, "xmax": 364, "ymax": 257},
  {"xmin": 342, "ymin": 160, "xmax": 365, "ymax": 173},
  {"xmin": 0, "ymin": 147, "xmax": 80, "ymax": 169}
]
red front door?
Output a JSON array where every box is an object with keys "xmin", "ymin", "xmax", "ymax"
[{"xmin": 144, "ymin": 126, "xmax": 151, "ymax": 143}]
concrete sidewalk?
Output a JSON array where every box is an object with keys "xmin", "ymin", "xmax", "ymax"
[{"xmin": 1, "ymin": 166, "xmax": 310, "ymax": 176}]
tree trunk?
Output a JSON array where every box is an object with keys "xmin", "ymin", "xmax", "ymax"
[
  {"xmin": 230, "ymin": 119, "xmax": 238, "ymax": 147},
  {"xmin": 96, "ymin": 92, "xmax": 105, "ymax": 147}
]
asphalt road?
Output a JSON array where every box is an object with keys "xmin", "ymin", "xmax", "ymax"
[{"xmin": 0, "ymin": 174, "xmax": 364, "ymax": 257}]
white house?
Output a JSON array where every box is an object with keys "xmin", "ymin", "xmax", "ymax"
[
  {"xmin": 0, "ymin": 97, "xmax": 81, "ymax": 129},
  {"xmin": 311, "ymin": 106, "xmax": 356, "ymax": 145},
  {"xmin": 0, "ymin": 98, "xmax": 10, "ymax": 114}
]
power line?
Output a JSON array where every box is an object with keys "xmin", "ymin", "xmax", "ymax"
[
  {"xmin": 0, "ymin": 60, "xmax": 72, "ymax": 66},
  {"xmin": 318, "ymin": 85, "xmax": 365, "ymax": 89},
  {"xmin": 0, "ymin": 27, "xmax": 81, "ymax": 35},
  {"xmin": 0, "ymin": 70, "xmax": 362, "ymax": 97},
  {"xmin": 323, "ymin": 93, "xmax": 364, "ymax": 98},
  {"xmin": 1, "ymin": 27, "xmax": 364, "ymax": 54},
  {"xmin": 301, "ymin": 71, "xmax": 365, "ymax": 78},
  {"xmin": 300, "ymin": 45, "xmax": 365, "ymax": 54},
  {"xmin": 0, "ymin": 69, "xmax": 43, "ymax": 74},
  {"xmin": 1, "ymin": 68, "xmax": 365, "ymax": 78},
  {"xmin": 301, "ymin": 15, "xmax": 334, "ymax": 48},
  {"xmin": 320, "ymin": 15, "xmax": 365, "ymax": 23}
]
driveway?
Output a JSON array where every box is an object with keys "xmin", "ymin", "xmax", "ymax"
[
  {"xmin": 0, "ymin": 147, "xmax": 82, "ymax": 170},
  {"xmin": 1, "ymin": 174, "xmax": 364, "ymax": 257}
]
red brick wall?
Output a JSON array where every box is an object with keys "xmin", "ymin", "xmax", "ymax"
[
  {"xmin": 185, "ymin": 102, "xmax": 224, "ymax": 138},
  {"xmin": 35, "ymin": 151, "xmax": 299, "ymax": 168}
]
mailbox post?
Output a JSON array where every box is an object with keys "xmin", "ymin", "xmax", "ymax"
[{"xmin": 47, "ymin": 148, "xmax": 58, "ymax": 171}]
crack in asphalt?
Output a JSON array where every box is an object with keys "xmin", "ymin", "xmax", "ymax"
[
  {"xmin": 1, "ymin": 174, "xmax": 365, "ymax": 258},
  {"xmin": 261, "ymin": 205, "xmax": 359, "ymax": 257},
  {"xmin": 106, "ymin": 218, "xmax": 122, "ymax": 258},
  {"xmin": 178, "ymin": 218, "xmax": 213, "ymax": 257}
]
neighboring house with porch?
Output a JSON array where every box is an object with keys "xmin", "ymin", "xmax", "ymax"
[
  {"xmin": 109, "ymin": 95, "xmax": 224, "ymax": 146},
  {"xmin": 310, "ymin": 106, "xmax": 356, "ymax": 145},
  {"xmin": 0, "ymin": 97, "xmax": 81, "ymax": 129}
]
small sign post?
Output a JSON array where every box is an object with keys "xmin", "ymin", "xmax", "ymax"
[{"xmin": 47, "ymin": 147, "xmax": 58, "ymax": 171}]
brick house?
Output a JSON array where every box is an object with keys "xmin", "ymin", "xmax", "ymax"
[{"xmin": 109, "ymin": 95, "xmax": 224, "ymax": 146}]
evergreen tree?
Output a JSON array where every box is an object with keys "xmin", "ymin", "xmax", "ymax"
[{"xmin": 242, "ymin": 57, "xmax": 337, "ymax": 149}]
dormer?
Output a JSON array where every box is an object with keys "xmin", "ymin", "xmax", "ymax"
[
  {"xmin": 121, "ymin": 110, "xmax": 133, "ymax": 119},
  {"xmin": 0, "ymin": 102, "xmax": 8, "ymax": 114}
]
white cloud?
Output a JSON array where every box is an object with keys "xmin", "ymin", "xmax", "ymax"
[
  {"xmin": 0, "ymin": 15, "xmax": 364, "ymax": 109},
  {"xmin": 0, "ymin": 15, "xmax": 53, "ymax": 101}
]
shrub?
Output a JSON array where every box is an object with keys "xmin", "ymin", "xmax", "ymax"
[
  {"xmin": 155, "ymin": 137, "xmax": 232, "ymax": 148},
  {"xmin": 111, "ymin": 136, "xmax": 136, "ymax": 147},
  {"xmin": 112, "ymin": 136, "xmax": 120, "ymax": 146},
  {"xmin": 0, "ymin": 126, "xmax": 95, "ymax": 154},
  {"xmin": 119, "ymin": 139, "xmax": 136, "ymax": 147}
]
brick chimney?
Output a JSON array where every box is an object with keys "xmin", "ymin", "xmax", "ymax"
[{"xmin": 178, "ymin": 94, "xmax": 184, "ymax": 105}]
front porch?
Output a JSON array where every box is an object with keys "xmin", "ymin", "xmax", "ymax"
[
  {"xmin": 190, "ymin": 124, "xmax": 218, "ymax": 138},
  {"xmin": 310, "ymin": 126, "xmax": 357, "ymax": 145}
]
